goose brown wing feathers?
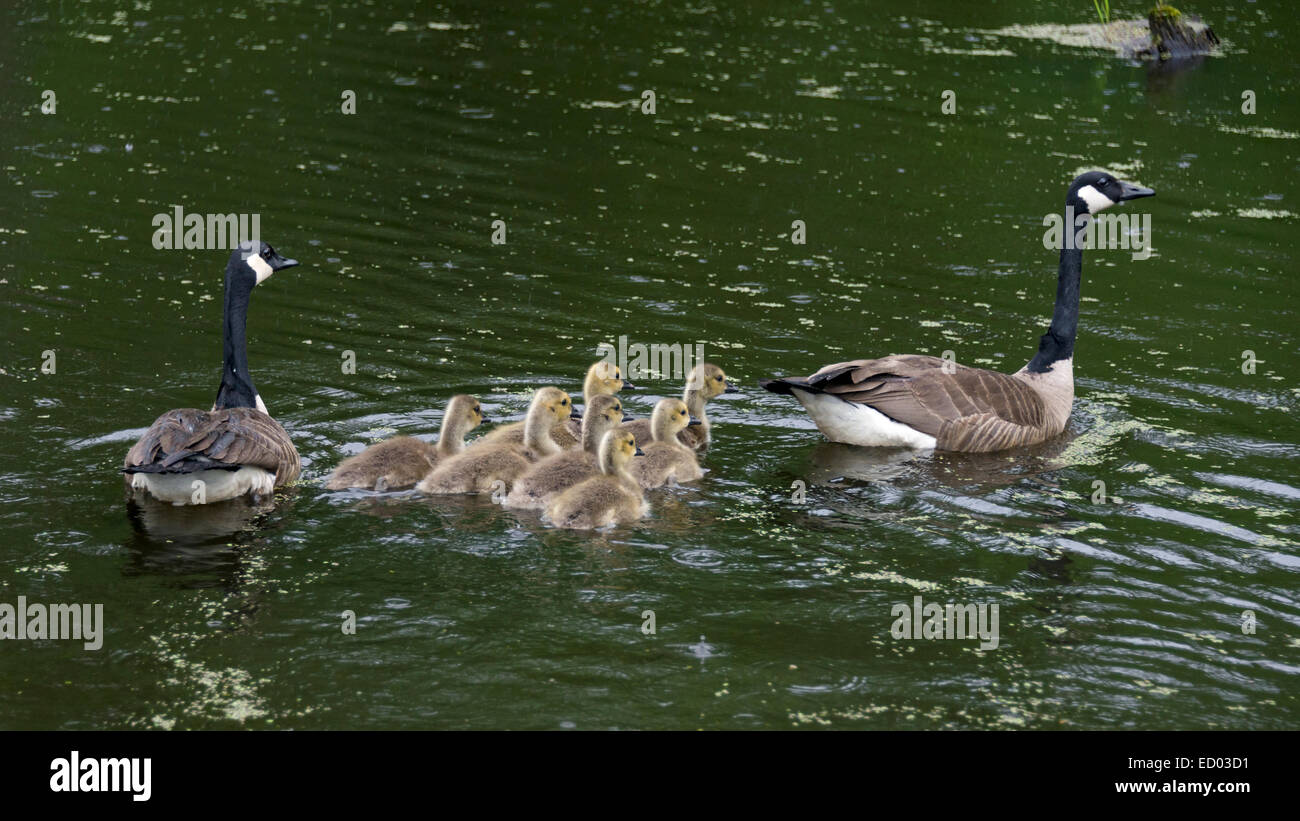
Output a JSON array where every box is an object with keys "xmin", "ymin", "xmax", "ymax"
[
  {"xmin": 805, "ymin": 355, "xmax": 1051, "ymax": 450},
  {"xmin": 124, "ymin": 408, "xmax": 300, "ymax": 482}
]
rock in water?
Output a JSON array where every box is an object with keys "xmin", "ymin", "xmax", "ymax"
[{"xmin": 1144, "ymin": 5, "xmax": 1219, "ymax": 61}]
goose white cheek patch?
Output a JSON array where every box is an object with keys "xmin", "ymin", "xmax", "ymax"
[
  {"xmin": 1077, "ymin": 184, "xmax": 1116, "ymax": 213},
  {"xmin": 247, "ymin": 253, "xmax": 275, "ymax": 284}
]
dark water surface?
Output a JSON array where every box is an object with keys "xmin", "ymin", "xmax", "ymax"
[{"xmin": 1, "ymin": 1, "xmax": 1297, "ymax": 729}]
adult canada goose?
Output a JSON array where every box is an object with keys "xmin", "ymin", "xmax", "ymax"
[
  {"xmin": 504, "ymin": 394, "xmax": 626, "ymax": 510},
  {"xmin": 544, "ymin": 429, "xmax": 647, "ymax": 529},
  {"xmin": 324, "ymin": 395, "xmax": 487, "ymax": 492},
  {"xmin": 629, "ymin": 398, "xmax": 704, "ymax": 489},
  {"xmin": 480, "ymin": 361, "xmax": 630, "ymax": 449},
  {"xmin": 762, "ymin": 171, "xmax": 1155, "ymax": 452},
  {"xmin": 416, "ymin": 387, "xmax": 571, "ymax": 494},
  {"xmin": 622, "ymin": 361, "xmax": 736, "ymax": 451},
  {"xmin": 123, "ymin": 242, "xmax": 301, "ymax": 504}
]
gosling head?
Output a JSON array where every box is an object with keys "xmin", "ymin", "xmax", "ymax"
[
  {"xmin": 588, "ymin": 394, "xmax": 625, "ymax": 426},
  {"xmin": 581, "ymin": 394, "xmax": 626, "ymax": 451},
  {"xmin": 1067, "ymin": 171, "xmax": 1155, "ymax": 215},
  {"xmin": 598, "ymin": 429, "xmax": 643, "ymax": 474},
  {"xmin": 531, "ymin": 386, "xmax": 573, "ymax": 428},
  {"xmin": 650, "ymin": 398, "xmax": 694, "ymax": 441},
  {"xmin": 228, "ymin": 240, "xmax": 298, "ymax": 287},
  {"xmin": 686, "ymin": 362, "xmax": 738, "ymax": 398},
  {"xmin": 446, "ymin": 394, "xmax": 487, "ymax": 431},
  {"xmin": 586, "ymin": 360, "xmax": 634, "ymax": 397}
]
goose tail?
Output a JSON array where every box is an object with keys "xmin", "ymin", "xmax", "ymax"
[{"xmin": 759, "ymin": 377, "xmax": 819, "ymax": 396}]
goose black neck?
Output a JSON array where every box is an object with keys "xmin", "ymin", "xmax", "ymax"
[
  {"xmin": 1026, "ymin": 204, "xmax": 1085, "ymax": 374},
  {"xmin": 213, "ymin": 268, "xmax": 259, "ymax": 410}
]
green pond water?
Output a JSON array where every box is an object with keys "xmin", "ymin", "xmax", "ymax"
[{"xmin": 1, "ymin": 0, "xmax": 1297, "ymax": 729}]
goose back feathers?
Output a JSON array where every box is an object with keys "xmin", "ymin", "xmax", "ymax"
[
  {"xmin": 762, "ymin": 354, "xmax": 1070, "ymax": 452},
  {"xmin": 125, "ymin": 407, "xmax": 300, "ymax": 480}
]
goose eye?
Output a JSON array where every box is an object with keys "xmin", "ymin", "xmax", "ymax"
[{"xmin": 561, "ymin": 399, "xmax": 568, "ymax": 405}]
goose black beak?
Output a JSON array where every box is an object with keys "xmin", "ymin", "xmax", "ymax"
[
  {"xmin": 570, "ymin": 408, "xmax": 583, "ymax": 420},
  {"xmin": 634, "ymin": 446, "xmax": 646, "ymax": 456},
  {"xmin": 687, "ymin": 416, "xmax": 703, "ymax": 426},
  {"xmin": 479, "ymin": 416, "xmax": 491, "ymax": 424},
  {"xmin": 723, "ymin": 385, "xmax": 740, "ymax": 394},
  {"xmin": 1117, "ymin": 181, "xmax": 1155, "ymax": 202},
  {"xmin": 621, "ymin": 412, "xmax": 635, "ymax": 420},
  {"xmin": 265, "ymin": 246, "xmax": 299, "ymax": 270},
  {"xmin": 622, "ymin": 380, "xmax": 637, "ymax": 389}
]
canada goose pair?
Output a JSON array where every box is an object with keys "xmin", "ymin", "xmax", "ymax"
[
  {"xmin": 763, "ymin": 171, "xmax": 1155, "ymax": 452},
  {"xmin": 123, "ymin": 243, "xmax": 301, "ymax": 504}
]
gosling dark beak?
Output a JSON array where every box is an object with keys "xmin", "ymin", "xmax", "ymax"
[
  {"xmin": 569, "ymin": 408, "xmax": 583, "ymax": 420},
  {"xmin": 1117, "ymin": 181, "xmax": 1155, "ymax": 202},
  {"xmin": 479, "ymin": 416, "xmax": 491, "ymax": 424},
  {"xmin": 687, "ymin": 416, "xmax": 703, "ymax": 427},
  {"xmin": 622, "ymin": 380, "xmax": 637, "ymax": 389},
  {"xmin": 634, "ymin": 446, "xmax": 645, "ymax": 456},
  {"xmin": 723, "ymin": 385, "xmax": 739, "ymax": 394},
  {"xmin": 621, "ymin": 412, "xmax": 634, "ymax": 420}
]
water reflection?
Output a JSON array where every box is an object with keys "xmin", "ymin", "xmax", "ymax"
[
  {"xmin": 1144, "ymin": 55, "xmax": 1211, "ymax": 94},
  {"xmin": 125, "ymin": 496, "xmax": 276, "ymax": 545},
  {"xmin": 121, "ymin": 493, "xmax": 293, "ymax": 592},
  {"xmin": 801, "ymin": 430, "xmax": 1075, "ymax": 489}
]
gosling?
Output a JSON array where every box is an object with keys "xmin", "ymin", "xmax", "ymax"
[
  {"xmin": 481, "ymin": 361, "xmax": 629, "ymax": 450},
  {"xmin": 504, "ymin": 394, "xmax": 626, "ymax": 510},
  {"xmin": 629, "ymin": 398, "xmax": 704, "ymax": 489},
  {"xmin": 622, "ymin": 361, "xmax": 736, "ymax": 450},
  {"xmin": 417, "ymin": 387, "xmax": 571, "ymax": 494},
  {"xmin": 324, "ymin": 395, "xmax": 486, "ymax": 492},
  {"xmin": 544, "ymin": 429, "xmax": 647, "ymax": 529}
]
